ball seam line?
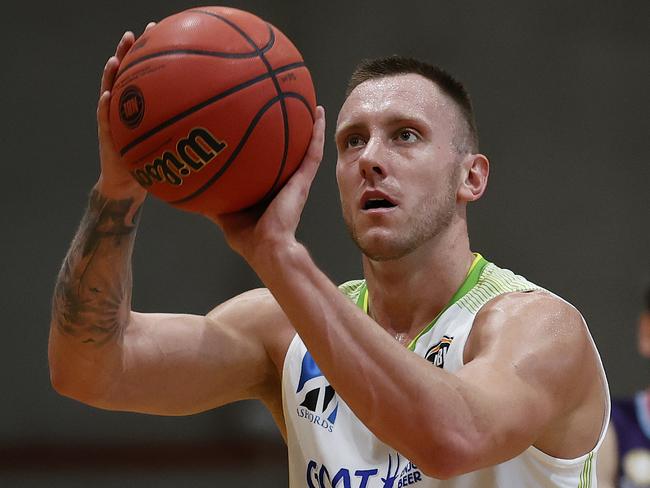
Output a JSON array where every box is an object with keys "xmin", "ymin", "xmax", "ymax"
[
  {"xmin": 118, "ymin": 62, "xmax": 307, "ymax": 156},
  {"xmin": 169, "ymin": 92, "xmax": 313, "ymax": 205},
  {"xmin": 115, "ymin": 23, "xmax": 276, "ymax": 81}
]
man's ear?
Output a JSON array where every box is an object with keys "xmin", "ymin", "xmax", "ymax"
[{"xmin": 457, "ymin": 153, "xmax": 489, "ymax": 203}]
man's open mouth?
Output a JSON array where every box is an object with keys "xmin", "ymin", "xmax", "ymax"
[{"xmin": 363, "ymin": 198, "xmax": 397, "ymax": 210}]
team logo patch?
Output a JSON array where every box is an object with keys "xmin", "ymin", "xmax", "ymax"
[
  {"xmin": 425, "ymin": 335, "xmax": 453, "ymax": 369},
  {"xmin": 296, "ymin": 351, "xmax": 339, "ymax": 432}
]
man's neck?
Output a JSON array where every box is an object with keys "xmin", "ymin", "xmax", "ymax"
[{"xmin": 362, "ymin": 223, "xmax": 475, "ymax": 339}]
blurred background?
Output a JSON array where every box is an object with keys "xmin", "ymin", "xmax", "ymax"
[{"xmin": 2, "ymin": 0, "xmax": 648, "ymax": 486}]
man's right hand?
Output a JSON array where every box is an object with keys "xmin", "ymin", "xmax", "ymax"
[{"xmin": 95, "ymin": 27, "xmax": 152, "ymax": 202}]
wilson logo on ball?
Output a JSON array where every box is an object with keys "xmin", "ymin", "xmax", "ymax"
[
  {"xmin": 130, "ymin": 127, "xmax": 227, "ymax": 188},
  {"xmin": 118, "ymin": 85, "xmax": 145, "ymax": 129}
]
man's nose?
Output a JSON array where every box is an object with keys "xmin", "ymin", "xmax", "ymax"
[{"xmin": 358, "ymin": 138, "xmax": 387, "ymax": 181}]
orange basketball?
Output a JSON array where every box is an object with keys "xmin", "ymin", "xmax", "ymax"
[{"xmin": 109, "ymin": 6, "xmax": 316, "ymax": 215}]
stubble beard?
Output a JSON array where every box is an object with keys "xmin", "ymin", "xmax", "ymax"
[{"xmin": 343, "ymin": 176, "xmax": 458, "ymax": 262}]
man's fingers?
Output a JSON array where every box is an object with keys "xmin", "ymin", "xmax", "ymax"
[
  {"xmin": 115, "ymin": 31, "xmax": 134, "ymax": 60},
  {"xmin": 97, "ymin": 90, "xmax": 111, "ymax": 138},
  {"xmin": 307, "ymin": 106, "xmax": 326, "ymax": 165},
  {"xmin": 270, "ymin": 106, "xmax": 325, "ymax": 218},
  {"xmin": 144, "ymin": 22, "xmax": 156, "ymax": 32},
  {"xmin": 100, "ymin": 30, "xmax": 134, "ymax": 95},
  {"xmin": 286, "ymin": 106, "xmax": 326, "ymax": 190},
  {"xmin": 301, "ymin": 105, "xmax": 326, "ymax": 184},
  {"xmin": 100, "ymin": 56, "xmax": 118, "ymax": 95}
]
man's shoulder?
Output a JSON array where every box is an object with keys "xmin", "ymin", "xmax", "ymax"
[
  {"xmin": 466, "ymin": 289, "xmax": 590, "ymax": 362},
  {"xmin": 206, "ymin": 288, "xmax": 296, "ymax": 377},
  {"xmin": 478, "ymin": 289, "xmax": 585, "ymax": 332},
  {"xmin": 206, "ymin": 287, "xmax": 293, "ymax": 335},
  {"xmin": 451, "ymin": 258, "xmax": 542, "ymax": 315},
  {"xmin": 207, "ymin": 287, "xmax": 281, "ymax": 314}
]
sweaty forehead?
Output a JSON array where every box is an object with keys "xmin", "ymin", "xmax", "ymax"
[{"xmin": 336, "ymin": 73, "xmax": 453, "ymax": 131}]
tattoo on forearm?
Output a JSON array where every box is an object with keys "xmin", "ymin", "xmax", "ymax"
[{"xmin": 52, "ymin": 189, "xmax": 142, "ymax": 346}]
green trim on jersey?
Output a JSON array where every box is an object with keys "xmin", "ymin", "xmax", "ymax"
[
  {"xmin": 338, "ymin": 279, "xmax": 366, "ymax": 307},
  {"xmin": 456, "ymin": 262, "xmax": 541, "ymax": 315},
  {"xmin": 338, "ymin": 254, "xmax": 542, "ymax": 351},
  {"xmin": 338, "ymin": 253, "xmax": 493, "ymax": 351},
  {"xmin": 406, "ymin": 254, "xmax": 487, "ymax": 350},
  {"xmin": 578, "ymin": 452, "xmax": 593, "ymax": 488}
]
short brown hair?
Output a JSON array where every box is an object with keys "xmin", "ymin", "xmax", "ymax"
[{"xmin": 346, "ymin": 56, "xmax": 479, "ymax": 153}]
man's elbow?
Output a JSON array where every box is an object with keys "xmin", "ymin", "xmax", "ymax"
[
  {"xmin": 49, "ymin": 366, "xmax": 117, "ymax": 410},
  {"xmin": 48, "ymin": 341, "xmax": 79, "ymax": 398},
  {"xmin": 413, "ymin": 453, "xmax": 469, "ymax": 480},
  {"xmin": 407, "ymin": 430, "xmax": 483, "ymax": 480},
  {"xmin": 48, "ymin": 346, "xmax": 115, "ymax": 407},
  {"xmin": 49, "ymin": 360, "xmax": 92, "ymax": 403}
]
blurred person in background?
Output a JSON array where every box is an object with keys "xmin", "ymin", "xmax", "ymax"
[{"xmin": 599, "ymin": 283, "xmax": 650, "ymax": 488}]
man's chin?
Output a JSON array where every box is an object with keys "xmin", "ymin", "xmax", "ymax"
[
  {"xmin": 355, "ymin": 235, "xmax": 411, "ymax": 262},
  {"xmin": 345, "ymin": 221, "xmax": 409, "ymax": 260}
]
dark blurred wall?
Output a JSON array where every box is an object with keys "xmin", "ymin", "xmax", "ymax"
[{"xmin": 2, "ymin": 0, "xmax": 648, "ymax": 484}]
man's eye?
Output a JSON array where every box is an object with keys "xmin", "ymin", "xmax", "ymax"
[
  {"xmin": 397, "ymin": 129, "xmax": 418, "ymax": 143},
  {"xmin": 347, "ymin": 135, "xmax": 365, "ymax": 148}
]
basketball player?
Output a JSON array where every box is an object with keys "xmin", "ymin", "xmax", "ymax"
[
  {"xmin": 598, "ymin": 284, "xmax": 650, "ymax": 488},
  {"xmin": 50, "ymin": 29, "xmax": 610, "ymax": 486}
]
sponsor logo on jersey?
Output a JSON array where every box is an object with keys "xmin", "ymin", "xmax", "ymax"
[
  {"xmin": 424, "ymin": 335, "xmax": 453, "ymax": 369},
  {"xmin": 306, "ymin": 453, "xmax": 423, "ymax": 487},
  {"xmin": 296, "ymin": 350, "xmax": 339, "ymax": 432}
]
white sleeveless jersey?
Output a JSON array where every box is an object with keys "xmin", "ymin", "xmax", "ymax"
[{"xmin": 282, "ymin": 255, "xmax": 610, "ymax": 488}]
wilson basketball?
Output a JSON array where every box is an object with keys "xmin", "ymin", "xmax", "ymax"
[{"xmin": 109, "ymin": 6, "xmax": 316, "ymax": 215}]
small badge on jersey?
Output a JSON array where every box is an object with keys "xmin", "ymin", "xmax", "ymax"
[
  {"xmin": 296, "ymin": 350, "xmax": 339, "ymax": 433},
  {"xmin": 425, "ymin": 335, "xmax": 453, "ymax": 369}
]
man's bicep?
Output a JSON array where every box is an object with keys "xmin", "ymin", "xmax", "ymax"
[
  {"xmin": 102, "ymin": 290, "xmax": 281, "ymax": 415},
  {"xmin": 453, "ymin": 354, "xmax": 552, "ymax": 462},
  {"xmin": 453, "ymin": 293, "xmax": 600, "ymax": 464}
]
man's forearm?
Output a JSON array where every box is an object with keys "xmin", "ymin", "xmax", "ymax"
[
  {"xmin": 251, "ymin": 241, "xmax": 474, "ymax": 472},
  {"xmin": 51, "ymin": 187, "xmax": 142, "ymax": 347}
]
